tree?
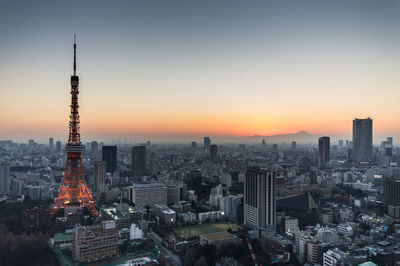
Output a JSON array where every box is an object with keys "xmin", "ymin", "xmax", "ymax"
[
  {"xmin": 195, "ymin": 244, "xmax": 217, "ymax": 266},
  {"xmin": 194, "ymin": 256, "xmax": 208, "ymax": 266}
]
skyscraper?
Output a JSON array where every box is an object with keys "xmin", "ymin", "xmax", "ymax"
[
  {"xmin": 338, "ymin": 140, "xmax": 344, "ymax": 148},
  {"xmin": 56, "ymin": 141, "xmax": 62, "ymax": 153},
  {"xmin": 0, "ymin": 162, "xmax": 11, "ymax": 194},
  {"xmin": 102, "ymin": 146, "xmax": 117, "ymax": 173},
  {"xmin": 210, "ymin": 144, "xmax": 218, "ymax": 162},
  {"xmin": 191, "ymin": 141, "xmax": 197, "ymax": 149},
  {"xmin": 132, "ymin": 146, "xmax": 146, "ymax": 177},
  {"xmin": 51, "ymin": 36, "xmax": 97, "ymax": 217},
  {"xmin": 91, "ymin": 141, "xmax": 98, "ymax": 160},
  {"xmin": 244, "ymin": 167, "xmax": 276, "ymax": 231},
  {"xmin": 93, "ymin": 161, "xmax": 106, "ymax": 193},
  {"xmin": 262, "ymin": 139, "xmax": 266, "ymax": 147},
  {"xmin": 318, "ymin": 137, "xmax": 330, "ymax": 168},
  {"xmin": 291, "ymin": 141, "xmax": 297, "ymax": 150},
  {"xmin": 383, "ymin": 177, "xmax": 400, "ymax": 207},
  {"xmin": 49, "ymin": 137, "xmax": 54, "ymax": 149},
  {"xmin": 352, "ymin": 118, "xmax": 373, "ymax": 162},
  {"xmin": 204, "ymin": 137, "xmax": 211, "ymax": 152}
]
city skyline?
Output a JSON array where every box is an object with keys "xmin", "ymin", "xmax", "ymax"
[{"xmin": 1, "ymin": 0, "xmax": 400, "ymax": 142}]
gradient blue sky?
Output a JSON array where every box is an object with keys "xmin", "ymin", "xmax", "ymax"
[{"xmin": 1, "ymin": 0, "xmax": 400, "ymax": 143}]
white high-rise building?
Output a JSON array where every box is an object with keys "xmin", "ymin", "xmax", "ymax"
[
  {"xmin": 0, "ymin": 162, "xmax": 11, "ymax": 194},
  {"xmin": 244, "ymin": 167, "xmax": 276, "ymax": 231},
  {"xmin": 93, "ymin": 161, "xmax": 106, "ymax": 193}
]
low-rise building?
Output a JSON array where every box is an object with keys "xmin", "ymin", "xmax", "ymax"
[
  {"xmin": 153, "ymin": 204, "xmax": 176, "ymax": 225},
  {"xmin": 52, "ymin": 232, "xmax": 73, "ymax": 250},
  {"xmin": 200, "ymin": 232, "xmax": 241, "ymax": 248},
  {"xmin": 198, "ymin": 211, "xmax": 225, "ymax": 222},
  {"xmin": 73, "ymin": 221, "xmax": 118, "ymax": 263},
  {"xmin": 101, "ymin": 203, "xmax": 142, "ymax": 229}
]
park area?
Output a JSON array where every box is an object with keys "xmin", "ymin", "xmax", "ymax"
[{"xmin": 172, "ymin": 221, "xmax": 240, "ymax": 240}]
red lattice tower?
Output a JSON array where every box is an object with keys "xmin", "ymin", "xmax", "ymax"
[{"xmin": 50, "ymin": 36, "xmax": 98, "ymax": 217}]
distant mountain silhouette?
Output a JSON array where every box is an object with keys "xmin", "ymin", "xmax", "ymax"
[{"xmin": 247, "ymin": 130, "xmax": 320, "ymax": 144}]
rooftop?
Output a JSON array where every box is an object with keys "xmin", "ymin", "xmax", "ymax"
[
  {"xmin": 201, "ymin": 231, "xmax": 239, "ymax": 241},
  {"xmin": 132, "ymin": 183, "xmax": 166, "ymax": 189},
  {"xmin": 53, "ymin": 233, "xmax": 72, "ymax": 242}
]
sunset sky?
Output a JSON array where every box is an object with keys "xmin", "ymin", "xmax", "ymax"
[{"xmin": 1, "ymin": 0, "xmax": 400, "ymax": 143}]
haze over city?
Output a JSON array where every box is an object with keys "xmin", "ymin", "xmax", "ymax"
[
  {"xmin": 1, "ymin": 0, "xmax": 400, "ymax": 143},
  {"xmin": 3, "ymin": 1, "xmax": 400, "ymax": 266}
]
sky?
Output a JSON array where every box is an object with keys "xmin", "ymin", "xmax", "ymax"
[{"xmin": 0, "ymin": 0, "xmax": 400, "ymax": 143}]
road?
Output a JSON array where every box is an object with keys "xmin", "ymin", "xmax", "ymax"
[{"xmin": 148, "ymin": 231, "xmax": 182, "ymax": 266}]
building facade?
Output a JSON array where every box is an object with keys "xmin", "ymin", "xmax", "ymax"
[
  {"xmin": 244, "ymin": 167, "xmax": 276, "ymax": 231},
  {"xmin": 73, "ymin": 221, "xmax": 118, "ymax": 263},
  {"xmin": 102, "ymin": 146, "xmax": 117, "ymax": 173},
  {"xmin": 132, "ymin": 146, "xmax": 146, "ymax": 177},
  {"xmin": 93, "ymin": 161, "xmax": 106, "ymax": 193},
  {"xmin": 318, "ymin": 136, "xmax": 330, "ymax": 168},
  {"xmin": 0, "ymin": 162, "xmax": 11, "ymax": 194},
  {"xmin": 129, "ymin": 183, "xmax": 167, "ymax": 207},
  {"xmin": 352, "ymin": 118, "xmax": 373, "ymax": 162}
]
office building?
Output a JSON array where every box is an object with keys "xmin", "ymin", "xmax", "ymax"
[
  {"xmin": 352, "ymin": 118, "xmax": 373, "ymax": 162},
  {"xmin": 291, "ymin": 141, "xmax": 296, "ymax": 150},
  {"xmin": 153, "ymin": 204, "xmax": 176, "ymax": 225},
  {"xmin": 210, "ymin": 144, "xmax": 218, "ymax": 162},
  {"xmin": 129, "ymin": 183, "xmax": 167, "ymax": 207},
  {"xmin": 167, "ymin": 184, "xmax": 181, "ymax": 205},
  {"xmin": 244, "ymin": 167, "xmax": 276, "ymax": 231},
  {"xmin": 12, "ymin": 178, "xmax": 24, "ymax": 196},
  {"xmin": 323, "ymin": 248, "xmax": 348, "ymax": 266},
  {"xmin": 383, "ymin": 177, "xmax": 400, "ymax": 208},
  {"xmin": 90, "ymin": 141, "xmax": 98, "ymax": 160},
  {"xmin": 56, "ymin": 141, "xmax": 62, "ymax": 153},
  {"xmin": 200, "ymin": 232, "xmax": 241, "ymax": 248},
  {"xmin": 102, "ymin": 146, "xmax": 117, "ymax": 173},
  {"xmin": 338, "ymin": 140, "xmax": 344, "ymax": 148},
  {"xmin": 204, "ymin": 137, "xmax": 211, "ymax": 152},
  {"xmin": 0, "ymin": 162, "xmax": 11, "ymax": 194},
  {"xmin": 49, "ymin": 137, "xmax": 54, "ymax": 149},
  {"xmin": 93, "ymin": 161, "xmax": 106, "ymax": 193},
  {"xmin": 262, "ymin": 139, "xmax": 266, "ymax": 147},
  {"xmin": 191, "ymin": 141, "xmax": 197, "ymax": 149},
  {"xmin": 318, "ymin": 137, "xmax": 330, "ymax": 168},
  {"xmin": 73, "ymin": 221, "xmax": 118, "ymax": 263},
  {"xmin": 132, "ymin": 146, "xmax": 146, "ymax": 177},
  {"xmin": 101, "ymin": 203, "xmax": 142, "ymax": 229}
]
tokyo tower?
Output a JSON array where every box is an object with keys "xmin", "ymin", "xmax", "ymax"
[{"xmin": 50, "ymin": 36, "xmax": 98, "ymax": 217}]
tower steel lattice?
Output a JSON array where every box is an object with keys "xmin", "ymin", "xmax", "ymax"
[{"xmin": 50, "ymin": 36, "xmax": 98, "ymax": 217}]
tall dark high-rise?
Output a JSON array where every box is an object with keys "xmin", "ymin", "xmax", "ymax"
[
  {"xmin": 0, "ymin": 162, "xmax": 11, "ymax": 194},
  {"xmin": 49, "ymin": 137, "xmax": 54, "ymax": 149},
  {"xmin": 210, "ymin": 144, "xmax": 218, "ymax": 162},
  {"xmin": 56, "ymin": 141, "xmax": 62, "ymax": 153},
  {"xmin": 383, "ymin": 177, "xmax": 400, "ymax": 209},
  {"xmin": 291, "ymin": 141, "xmax": 296, "ymax": 150},
  {"xmin": 352, "ymin": 118, "xmax": 373, "ymax": 162},
  {"xmin": 102, "ymin": 146, "xmax": 117, "ymax": 173},
  {"xmin": 244, "ymin": 167, "xmax": 276, "ymax": 231},
  {"xmin": 204, "ymin": 137, "xmax": 211, "ymax": 152},
  {"xmin": 191, "ymin": 141, "xmax": 197, "ymax": 149},
  {"xmin": 262, "ymin": 139, "xmax": 266, "ymax": 147},
  {"xmin": 51, "ymin": 36, "xmax": 97, "ymax": 217},
  {"xmin": 318, "ymin": 136, "xmax": 330, "ymax": 168},
  {"xmin": 132, "ymin": 146, "xmax": 146, "ymax": 177}
]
